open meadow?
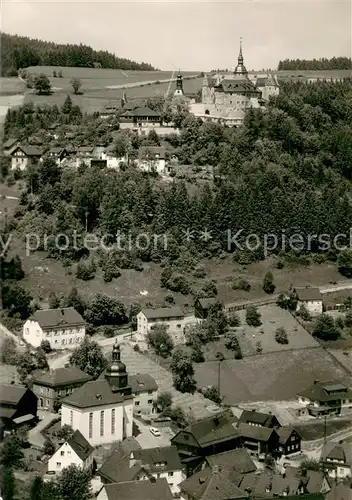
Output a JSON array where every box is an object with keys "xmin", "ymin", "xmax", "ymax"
[
  {"xmin": 194, "ymin": 347, "xmax": 352, "ymax": 405},
  {"xmin": 203, "ymin": 304, "xmax": 319, "ymax": 360}
]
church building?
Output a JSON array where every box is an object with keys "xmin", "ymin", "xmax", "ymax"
[
  {"xmin": 190, "ymin": 40, "xmax": 279, "ymax": 125},
  {"xmin": 60, "ymin": 343, "xmax": 133, "ymax": 446}
]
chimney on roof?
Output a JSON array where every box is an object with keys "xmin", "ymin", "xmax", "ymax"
[{"xmin": 339, "ymin": 440, "xmax": 344, "ymax": 445}]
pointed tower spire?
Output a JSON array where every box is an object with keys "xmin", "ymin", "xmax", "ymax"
[
  {"xmin": 174, "ymin": 69, "xmax": 184, "ymax": 96},
  {"xmin": 234, "ymin": 37, "xmax": 248, "ymax": 77}
]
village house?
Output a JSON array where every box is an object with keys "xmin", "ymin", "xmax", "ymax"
[
  {"xmin": 325, "ymin": 482, "xmax": 351, "ymax": 500},
  {"xmin": 47, "ymin": 429, "xmax": 94, "ymax": 474},
  {"xmin": 194, "ymin": 298, "xmax": 219, "ymax": 322},
  {"xmin": 283, "ymin": 467, "xmax": 331, "ymax": 495},
  {"xmin": 48, "ymin": 147, "xmax": 71, "ymax": 165},
  {"xmin": 204, "ymin": 448, "xmax": 256, "ymax": 475},
  {"xmin": 276, "ymin": 428, "xmax": 301, "ymax": 456},
  {"xmin": 136, "ymin": 146, "xmax": 166, "ymax": 173},
  {"xmin": 320, "ymin": 440, "xmax": 351, "ymax": 480},
  {"xmin": 119, "ymin": 106, "xmax": 162, "ymax": 128},
  {"xmin": 180, "ymin": 465, "xmax": 247, "ymax": 500},
  {"xmin": 101, "ymin": 145, "xmax": 126, "ymax": 169},
  {"xmin": 98, "ymin": 445, "xmax": 185, "ymax": 497},
  {"xmin": 2, "ymin": 138, "xmax": 19, "ymax": 155},
  {"xmin": 0, "ymin": 384, "xmax": 38, "ymax": 432},
  {"xmin": 96, "ymin": 478, "xmax": 174, "ymax": 500},
  {"xmin": 129, "ymin": 373, "xmax": 158, "ymax": 416},
  {"xmin": 297, "ymin": 380, "xmax": 352, "ymax": 417},
  {"xmin": 238, "ymin": 410, "xmax": 281, "ymax": 429},
  {"xmin": 238, "ymin": 423, "xmax": 280, "ymax": 458},
  {"xmin": 75, "ymin": 146, "xmax": 98, "ymax": 167},
  {"xmin": 137, "ymin": 307, "xmax": 188, "ymax": 343},
  {"xmin": 32, "ymin": 366, "xmax": 92, "ymax": 412},
  {"xmin": 61, "ymin": 343, "xmax": 133, "ymax": 446},
  {"xmin": 294, "ymin": 287, "xmax": 323, "ymax": 315},
  {"xmin": 23, "ymin": 307, "xmax": 86, "ymax": 350},
  {"xmin": 10, "ymin": 145, "xmax": 42, "ymax": 170},
  {"xmin": 171, "ymin": 413, "xmax": 240, "ymax": 476}
]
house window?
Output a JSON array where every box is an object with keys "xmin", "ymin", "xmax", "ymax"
[
  {"xmin": 46, "ymin": 399, "xmax": 50, "ymax": 406},
  {"xmin": 70, "ymin": 411, "xmax": 73, "ymax": 426},
  {"xmin": 60, "ymin": 451, "xmax": 64, "ymax": 456},
  {"xmin": 168, "ymin": 471, "xmax": 174, "ymax": 477},
  {"xmin": 135, "ymin": 401, "xmax": 140, "ymax": 406},
  {"xmin": 148, "ymin": 400, "xmax": 153, "ymax": 404},
  {"xmin": 100, "ymin": 411, "xmax": 104, "ymax": 437},
  {"xmin": 111, "ymin": 409, "xmax": 115, "ymax": 435},
  {"xmin": 148, "ymin": 390, "xmax": 153, "ymax": 395},
  {"xmin": 89, "ymin": 412, "xmax": 93, "ymax": 438},
  {"xmin": 56, "ymin": 463, "xmax": 61, "ymax": 468},
  {"xmin": 67, "ymin": 451, "xmax": 71, "ymax": 456}
]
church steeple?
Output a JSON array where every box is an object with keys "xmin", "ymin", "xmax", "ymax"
[
  {"xmin": 105, "ymin": 341, "xmax": 129, "ymax": 392},
  {"xmin": 234, "ymin": 37, "xmax": 248, "ymax": 77},
  {"xmin": 174, "ymin": 70, "xmax": 184, "ymax": 96}
]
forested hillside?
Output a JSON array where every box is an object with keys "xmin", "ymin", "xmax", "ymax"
[
  {"xmin": 278, "ymin": 57, "xmax": 351, "ymax": 71},
  {"xmin": 0, "ymin": 33, "xmax": 156, "ymax": 76}
]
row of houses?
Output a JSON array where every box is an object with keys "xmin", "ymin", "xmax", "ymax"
[{"xmin": 4, "ymin": 138, "xmax": 170, "ymax": 174}]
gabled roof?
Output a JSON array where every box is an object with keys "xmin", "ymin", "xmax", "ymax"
[
  {"xmin": 62, "ymin": 379, "xmax": 129, "ymax": 408},
  {"xmin": 141, "ymin": 307, "xmax": 184, "ymax": 320},
  {"xmin": 97, "ymin": 438, "xmax": 142, "ymax": 482},
  {"xmin": 277, "ymin": 427, "xmax": 299, "ymax": 445},
  {"xmin": 3, "ymin": 138, "xmax": 18, "ymax": 149},
  {"xmin": 30, "ymin": 307, "xmax": 85, "ymax": 329},
  {"xmin": 11, "ymin": 145, "xmax": 42, "ymax": 156},
  {"xmin": 206, "ymin": 448, "xmax": 256, "ymax": 474},
  {"xmin": 238, "ymin": 423, "xmax": 277, "ymax": 442},
  {"xmin": 32, "ymin": 366, "xmax": 92, "ymax": 388},
  {"xmin": 138, "ymin": 146, "xmax": 165, "ymax": 160},
  {"xmin": 65, "ymin": 429, "xmax": 93, "ymax": 461},
  {"xmin": 239, "ymin": 410, "xmax": 280, "ymax": 428},
  {"xmin": 103, "ymin": 478, "xmax": 174, "ymax": 500},
  {"xmin": 298, "ymin": 380, "xmax": 351, "ymax": 402},
  {"xmin": 77, "ymin": 146, "xmax": 95, "ymax": 154},
  {"xmin": 321, "ymin": 441, "xmax": 352, "ymax": 465},
  {"xmin": 0, "ymin": 384, "xmax": 30, "ymax": 405},
  {"xmin": 132, "ymin": 446, "xmax": 182, "ymax": 473},
  {"xmin": 131, "ymin": 106, "xmax": 160, "ymax": 117},
  {"xmin": 197, "ymin": 298, "xmax": 219, "ymax": 310},
  {"xmin": 173, "ymin": 414, "xmax": 239, "ymax": 447},
  {"xmin": 295, "ymin": 287, "xmax": 322, "ymax": 302},
  {"xmin": 129, "ymin": 374, "xmax": 158, "ymax": 394},
  {"xmin": 49, "ymin": 147, "xmax": 68, "ymax": 154},
  {"xmin": 285, "ymin": 467, "xmax": 329, "ymax": 494},
  {"xmin": 180, "ymin": 466, "xmax": 246, "ymax": 500},
  {"xmin": 221, "ymin": 79, "xmax": 259, "ymax": 93}
]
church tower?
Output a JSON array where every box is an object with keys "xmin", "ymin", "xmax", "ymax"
[
  {"xmin": 234, "ymin": 38, "xmax": 248, "ymax": 78},
  {"xmin": 174, "ymin": 71, "xmax": 184, "ymax": 96},
  {"xmin": 105, "ymin": 342, "xmax": 131, "ymax": 395}
]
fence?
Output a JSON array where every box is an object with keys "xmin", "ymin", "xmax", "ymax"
[{"xmin": 225, "ymin": 296, "xmax": 278, "ymax": 313}]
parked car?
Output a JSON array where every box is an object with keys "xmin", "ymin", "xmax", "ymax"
[{"xmin": 149, "ymin": 427, "xmax": 161, "ymax": 437}]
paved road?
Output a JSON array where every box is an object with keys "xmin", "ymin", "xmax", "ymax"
[
  {"xmin": 28, "ymin": 410, "xmax": 57, "ymax": 450},
  {"xmin": 134, "ymin": 419, "xmax": 174, "ymax": 449}
]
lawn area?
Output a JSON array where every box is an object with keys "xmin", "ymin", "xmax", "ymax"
[
  {"xmin": 295, "ymin": 418, "xmax": 352, "ymax": 441},
  {"xmin": 203, "ymin": 305, "xmax": 318, "ymax": 360},
  {"xmin": 194, "ymin": 347, "xmax": 352, "ymax": 405},
  {"xmin": 0, "ymin": 363, "xmax": 19, "ymax": 384}
]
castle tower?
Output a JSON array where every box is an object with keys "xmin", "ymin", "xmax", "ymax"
[
  {"xmin": 174, "ymin": 70, "xmax": 184, "ymax": 96},
  {"xmin": 234, "ymin": 38, "xmax": 248, "ymax": 78},
  {"xmin": 105, "ymin": 342, "xmax": 130, "ymax": 393}
]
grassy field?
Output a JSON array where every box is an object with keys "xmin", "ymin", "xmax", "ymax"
[
  {"xmin": 295, "ymin": 418, "xmax": 352, "ymax": 441},
  {"xmin": 203, "ymin": 305, "xmax": 318, "ymax": 360},
  {"xmin": 194, "ymin": 347, "xmax": 352, "ymax": 404}
]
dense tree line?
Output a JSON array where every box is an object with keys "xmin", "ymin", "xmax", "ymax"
[
  {"xmin": 278, "ymin": 57, "xmax": 351, "ymax": 71},
  {"xmin": 4, "ymin": 79, "xmax": 352, "ymax": 286},
  {"xmin": 1, "ymin": 33, "xmax": 156, "ymax": 76}
]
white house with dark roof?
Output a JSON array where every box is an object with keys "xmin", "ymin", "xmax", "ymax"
[
  {"xmin": 136, "ymin": 146, "xmax": 166, "ymax": 173},
  {"xmin": 137, "ymin": 307, "xmax": 190, "ymax": 343},
  {"xmin": 98, "ymin": 445, "xmax": 184, "ymax": 497},
  {"xmin": 10, "ymin": 145, "xmax": 42, "ymax": 170},
  {"xmin": 129, "ymin": 374, "xmax": 158, "ymax": 416},
  {"xmin": 61, "ymin": 343, "xmax": 134, "ymax": 446},
  {"xmin": 320, "ymin": 440, "xmax": 352, "ymax": 479},
  {"xmin": 294, "ymin": 287, "xmax": 323, "ymax": 315},
  {"xmin": 297, "ymin": 380, "xmax": 352, "ymax": 417},
  {"xmin": 23, "ymin": 307, "xmax": 86, "ymax": 350},
  {"xmin": 47, "ymin": 429, "xmax": 94, "ymax": 473}
]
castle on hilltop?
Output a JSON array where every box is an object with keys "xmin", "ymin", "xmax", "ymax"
[{"xmin": 190, "ymin": 40, "xmax": 280, "ymax": 126}]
